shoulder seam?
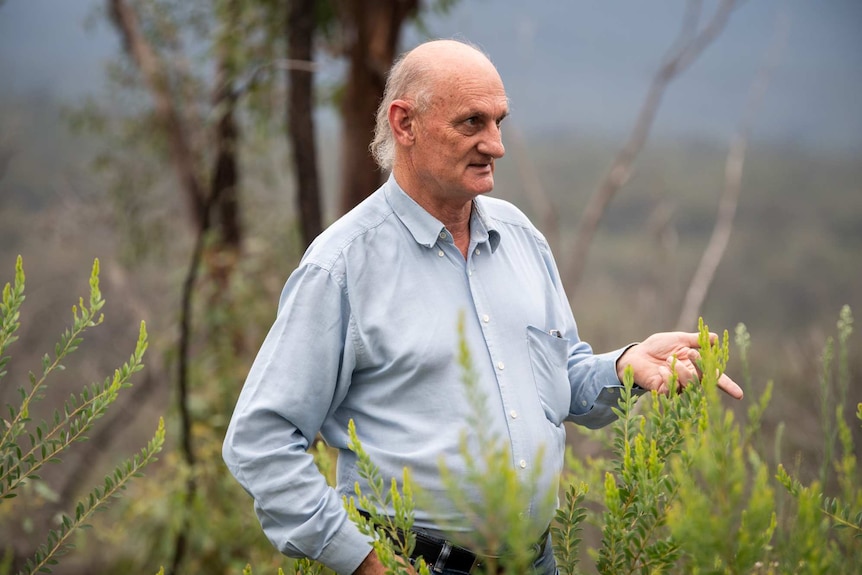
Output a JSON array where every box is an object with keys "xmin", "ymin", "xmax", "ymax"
[{"xmin": 305, "ymin": 207, "xmax": 397, "ymax": 271}]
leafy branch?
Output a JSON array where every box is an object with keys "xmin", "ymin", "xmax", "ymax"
[
  {"xmin": 1, "ymin": 259, "xmax": 105, "ymax": 452},
  {"xmin": 776, "ymin": 463, "xmax": 862, "ymax": 536},
  {"xmin": 0, "ymin": 322, "xmax": 148, "ymax": 497},
  {"xmin": 0, "ymin": 255, "xmax": 25, "ymax": 382},
  {"xmin": 18, "ymin": 417, "xmax": 165, "ymax": 575},
  {"xmin": 0, "ymin": 256, "xmax": 165, "ymax": 575},
  {"xmin": 552, "ymin": 481, "xmax": 588, "ymax": 575},
  {"xmin": 344, "ymin": 418, "xmax": 430, "ymax": 575}
]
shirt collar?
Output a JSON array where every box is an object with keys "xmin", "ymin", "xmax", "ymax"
[
  {"xmin": 384, "ymin": 174, "xmax": 501, "ymax": 253},
  {"xmin": 471, "ymin": 196, "xmax": 502, "ymax": 253}
]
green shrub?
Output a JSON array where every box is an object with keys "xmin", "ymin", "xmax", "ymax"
[
  {"xmin": 0, "ymin": 256, "xmax": 164, "ymax": 575},
  {"xmin": 142, "ymin": 305, "xmax": 859, "ymax": 575},
  {"xmin": 313, "ymin": 312, "xmax": 859, "ymax": 575}
]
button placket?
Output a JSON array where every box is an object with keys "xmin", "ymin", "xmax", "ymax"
[{"xmin": 466, "ymin": 239, "xmax": 528, "ymax": 479}]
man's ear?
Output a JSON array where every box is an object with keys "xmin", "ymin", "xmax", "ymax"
[{"xmin": 389, "ymin": 99, "xmax": 416, "ymax": 146}]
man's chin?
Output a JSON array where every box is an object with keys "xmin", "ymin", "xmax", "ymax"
[{"xmin": 468, "ymin": 175, "xmax": 495, "ymax": 195}]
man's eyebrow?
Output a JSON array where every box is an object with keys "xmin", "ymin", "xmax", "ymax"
[{"xmin": 459, "ymin": 109, "xmax": 510, "ymax": 121}]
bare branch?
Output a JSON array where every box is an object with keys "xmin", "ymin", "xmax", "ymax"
[
  {"xmin": 676, "ymin": 12, "xmax": 790, "ymax": 330},
  {"xmin": 564, "ymin": 0, "xmax": 739, "ymax": 292},
  {"xmin": 509, "ymin": 125, "xmax": 559, "ymax": 249},
  {"xmin": 107, "ymin": 0, "xmax": 207, "ymax": 231},
  {"xmin": 54, "ymin": 263, "xmax": 167, "ymax": 507}
]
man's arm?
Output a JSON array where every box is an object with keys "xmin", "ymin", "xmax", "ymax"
[
  {"xmin": 565, "ymin": 343, "xmax": 646, "ymax": 429},
  {"xmin": 222, "ymin": 263, "xmax": 372, "ymax": 574}
]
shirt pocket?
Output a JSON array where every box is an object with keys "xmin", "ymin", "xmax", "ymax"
[{"xmin": 526, "ymin": 325, "xmax": 572, "ymax": 426}]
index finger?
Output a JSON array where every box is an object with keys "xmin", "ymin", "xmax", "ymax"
[
  {"xmin": 678, "ymin": 331, "xmax": 720, "ymax": 349},
  {"xmin": 717, "ymin": 372, "xmax": 744, "ymax": 400}
]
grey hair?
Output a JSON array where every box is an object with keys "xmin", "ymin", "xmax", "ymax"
[{"xmin": 370, "ymin": 39, "xmax": 490, "ymax": 172}]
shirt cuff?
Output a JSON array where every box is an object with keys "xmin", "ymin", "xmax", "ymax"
[
  {"xmin": 568, "ymin": 346, "xmax": 647, "ymax": 429},
  {"xmin": 315, "ymin": 516, "xmax": 374, "ymax": 575}
]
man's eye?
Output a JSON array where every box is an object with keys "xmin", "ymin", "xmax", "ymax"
[{"xmin": 465, "ymin": 117, "xmax": 479, "ymax": 127}]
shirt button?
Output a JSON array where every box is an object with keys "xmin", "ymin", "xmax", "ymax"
[
  {"xmin": 468, "ymin": 270, "xmax": 473, "ymax": 277},
  {"xmin": 519, "ymin": 459, "xmax": 527, "ymax": 469},
  {"xmin": 581, "ymin": 399, "xmax": 588, "ymax": 407},
  {"xmin": 497, "ymin": 361, "xmax": 505, "ymax": 370},
  {"xmin": 437, "ymin": 250, "xmax": 444, "ymax": 257},
  {"xmin": 482, "ymin": 314, "xmax": 490, "ymax": 323},
  {"xmin": 439, "ymin": 231, "xmax": 447, "ymax": 239},
  {"xmin": 510, "ymin": 410, "xmax": 518, "ymax": 419},
  {"xmin": 475, "ymin": 248, "xmax": 481, "ymax": 255}
]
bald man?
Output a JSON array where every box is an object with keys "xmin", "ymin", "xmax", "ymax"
[{"xmin": 223, "ymin": 39, "xmax": 743, "ymax": 575}]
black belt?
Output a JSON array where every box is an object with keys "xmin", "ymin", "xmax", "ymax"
[{"xmin": 358, "ymin": 511, "xmax": 549, "ymax": 573}]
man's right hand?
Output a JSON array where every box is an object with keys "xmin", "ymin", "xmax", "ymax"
[{"xmin": 353, "ymin": 550, "xmax": 417, "ymax": 575}]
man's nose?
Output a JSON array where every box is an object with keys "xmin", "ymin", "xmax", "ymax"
[{"xmin": 478, "ymin": 125, "xmax": 505, "ymax": 158}]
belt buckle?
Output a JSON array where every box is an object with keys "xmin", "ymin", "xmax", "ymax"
[
  {"xmin": 431, "ymin": 541, "xmax": 452, "ymax": 574},
  {"xmin": 429, "ymin": 541, "xmax": 483, "ymax": 574}
]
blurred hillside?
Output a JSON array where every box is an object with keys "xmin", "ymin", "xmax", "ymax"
[{"xmin": 2, "ymin": 88, "xmax": 860, "ymax": 377}]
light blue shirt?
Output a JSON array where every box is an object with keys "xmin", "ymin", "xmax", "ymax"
[{"xmin": 222, "ymin": 175, "xmax": 642, "ymax": 574}]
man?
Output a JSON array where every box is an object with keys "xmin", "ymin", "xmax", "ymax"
[{"xmin": 222, "ymin": 39, "xmax": 743, "ymax": 575}]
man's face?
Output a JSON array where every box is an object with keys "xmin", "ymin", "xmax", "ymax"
[{"xmin": 410, "ymin": 67, "xmax": 509, "ymax": 203}]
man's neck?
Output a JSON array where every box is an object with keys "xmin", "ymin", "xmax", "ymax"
[
  {"xmin": 393, "ymin": 170, "xmax": 473, "ymax": 259},
  {"xmin": 415, "ymin": 193, "xmax": 473, "ymax": 259}
]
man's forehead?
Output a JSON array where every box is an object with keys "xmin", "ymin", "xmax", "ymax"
[
  {"xmin": 459, "ymin": 97, "xmax": 510, "ymax": 117},
  {"xmin": 427, "ymin": 65, "xmax": 507, "ymax": 103},
  {"xmin": 435, "ymin": 85, "xmax": 509, "ymax": 114}
]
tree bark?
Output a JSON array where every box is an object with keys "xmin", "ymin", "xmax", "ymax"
[
  {"xmin": 207, "ymin": 43, "xmax": 243, "ymax": 285},
  {"xmin": 338, "ymin": 0, "xmax": 418, "ymax": 214},
  {"xmin": 287, "ymin": 0, "xmax": 323, "ymax": 247}
]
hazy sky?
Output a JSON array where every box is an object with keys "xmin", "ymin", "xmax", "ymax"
[{"xmin": 1, "ymin": 0, "xmax": 861, "ymax": 151}]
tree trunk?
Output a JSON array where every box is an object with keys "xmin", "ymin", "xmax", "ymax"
[
  {"xmin": 339, "ymin": 0, "xmax": 418, "ymax": 214},
  {"xmin": 287, "ymin": 0, "xmax": 323, "ymax": 247},
  {"xmin": 207, "ymin": 47, "xmax": 242, "ymax": 286}
]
